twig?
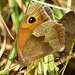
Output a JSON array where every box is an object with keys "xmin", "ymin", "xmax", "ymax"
[
  {"xmin": 16, "ymin": 0, "xmax": 26, "ymax": 12},
  {"xmin": 0, "ymin": 37, "xmax": 6, "ymax": 58},
  {"xmin": 0, "ymin": 14, "xmax": 14, "ymax": 40},
  {"xmin": 0, "ymin": 58, "xmax": 7, "ymax": 67},
  {"xmin": 32, "ymin": 0, "xmax": 67, "ymax": 10},
  {"xmin": 0, "ymin": 20, "xmax": 6, "ymax": 58},
  {"xmin": 0, "ymin": 64, "xmax": 20, "ymax": 74},
  {"xmin": 67, "ymin": 0, "xmax": 71, "ymax": 12}
]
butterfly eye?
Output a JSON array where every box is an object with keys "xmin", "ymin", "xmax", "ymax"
[{"xmin": 28, "ymin": 17, "xmax": 36, "ymax": 23}]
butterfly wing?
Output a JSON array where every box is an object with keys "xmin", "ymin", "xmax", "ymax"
[
  {"xmin": 22, "ymin": 21, "xmax": 65, "ymax": 64},
  {"xmin": 43, "ymin": 6, "xmax": 55, "ymax": 21},
  {"xmin": 58, "ymin": 11, "xmax": 75, "ymax": 54},
  {"xmin": 17, "ymin": 3, "xmax": 50, "ymax": 65}
]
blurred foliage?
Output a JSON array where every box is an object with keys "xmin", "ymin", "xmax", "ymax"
[{"xmin": 0, "ymin": 0, "xmax": 75, "ymax": 75}]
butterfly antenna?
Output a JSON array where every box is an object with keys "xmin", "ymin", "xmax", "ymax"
[
  {"xmin": 26, "ymin": 61, "xmax": 34, "ymax": 75},
  {"xmin": 59, "ymin": 57, "xmax": 64, "ymax": 66},
  {"xmin": 44, "ymin": 59, "xmax": 54, "ymax": 64},
  {"xmin": 58, "ymin": 66, "xmax": 64, "ymax": 75},
  {"xmin": 25, "ymin": 0, "xmax": 32, "ymax": 14},
  {"xmin": 58, "ymin": 58, "xmax": 65, "ymax": 75}
]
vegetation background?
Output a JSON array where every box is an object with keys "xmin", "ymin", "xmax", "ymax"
[{"xmin": 0, "ymin": 0, "xmax": 75, "ymax": 75}]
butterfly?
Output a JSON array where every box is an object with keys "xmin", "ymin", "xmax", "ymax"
[{"xmin": 17, "ymin": 3, "xmax": 65, "ymax": 66}]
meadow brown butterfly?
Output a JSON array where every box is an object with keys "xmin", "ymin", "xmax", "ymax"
[{"xmin": 17, "ymin": 3, "xmax": 65, "ymax": 66}]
